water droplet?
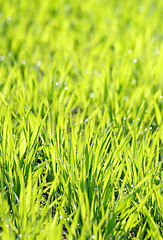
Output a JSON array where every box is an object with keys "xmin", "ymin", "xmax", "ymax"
[
  {"xmin": 60, "ymin": 215, "xmax": 63, "ymax": 219},
  {"xmin": 128, "ymin": 49, "xmax": 132, "ymax": 54},
  {"xmin": 0, "ymin": 56, "xmax": 4, "ymax": 61},
  {"xmin": 92, "ymin": 235, "xmax": 95, "ymax": 239},
  {"xmin": 22, "ymin": 60, "xmax": 26, "ymax": 65},
  {"xmin": 145, "ymin": 128, "xmax": 147, "ymax": 132},
  {"xmin": 133, "ymin": 59, "xmax": 137, "ymax": 63},
  {"xmin": 19, "ymin": 234, "xmax": 22, "ymax": 238},
  {"xmin": 56, "ymin": 82, "xmax": 59, "ymax": 86},
  {"xmin": 67, "ymin": 217, "xmax": 69, "ymax": 221},
  {"xmin": 99, "ymin": 73, "xmax": 102, "ymax": 77},
  {"xmin": 64, "ymin": 3, "xmax": 71, "ymax": 11},
  {"xmin": 160, "ymin": 95, "xmax": 163, "ymax": 99},
  {"xmin": 155, "ymin": 49, "xmax": 160, "ymax": 55},
  {"xmin": 36, "ymin": 60, "xmax": 42, "ymax": 67},
  {"xmin": 123, "ymin": 117, "xmax": 126, "ymax": 120},
  {"xmin": 65, "ymin": 86, "xmax": 68, "ymax": 90},
  {"xmin": 123, "ymin": 96, "xmax": 127, "ymax": 100},
  {"xmin": 7, "ymin": 15, "xmax": 12, "ymax": 21},
  {"xmin": 80, "ymin": 120, "xmax": 83, "ymax": 123},
  {"xmin": 89, "ymin": 93, "xmax": 94, "ymax": 98},
  {"xmin": 8, "ymin": 52, "xmax": 12, "ymax": 56},
  {"xmin": 6, "ymin": 224, "xmax": 9, "ymax": 228},
  {"xmin": 132, "ymin": 79, "xmax": 137, "ymax": 84},
  {"xmin": 139, "ymin": 5, "xmax": 146, "ymax": 12}
]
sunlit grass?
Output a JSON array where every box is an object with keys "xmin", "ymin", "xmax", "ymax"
[{"xmin": 0, "ymin": 0, "xmax": 163, "ymax": 239}]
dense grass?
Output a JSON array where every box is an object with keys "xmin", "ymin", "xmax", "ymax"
[{"xmin": 0, "ymin": 0, "xmax": 163, "ymax": 239}]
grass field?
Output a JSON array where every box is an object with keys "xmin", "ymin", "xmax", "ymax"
[{"xmin": 0, "ymin": 0, "xmax": 163, "ymax": 239}]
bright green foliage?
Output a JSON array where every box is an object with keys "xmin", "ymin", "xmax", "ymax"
[{"xmin": 0, "ymin": 0, "xmax": 163, "ymax": 239}]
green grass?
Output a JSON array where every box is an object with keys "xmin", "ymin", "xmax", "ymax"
[{"xmin": 0, "ymin": 0, "xmax": 163, "ymax": 239}]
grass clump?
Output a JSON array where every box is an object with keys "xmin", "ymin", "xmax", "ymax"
[{"xmin": 0, "ymin": 0, "xmax": 163, "ymax": 239}]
